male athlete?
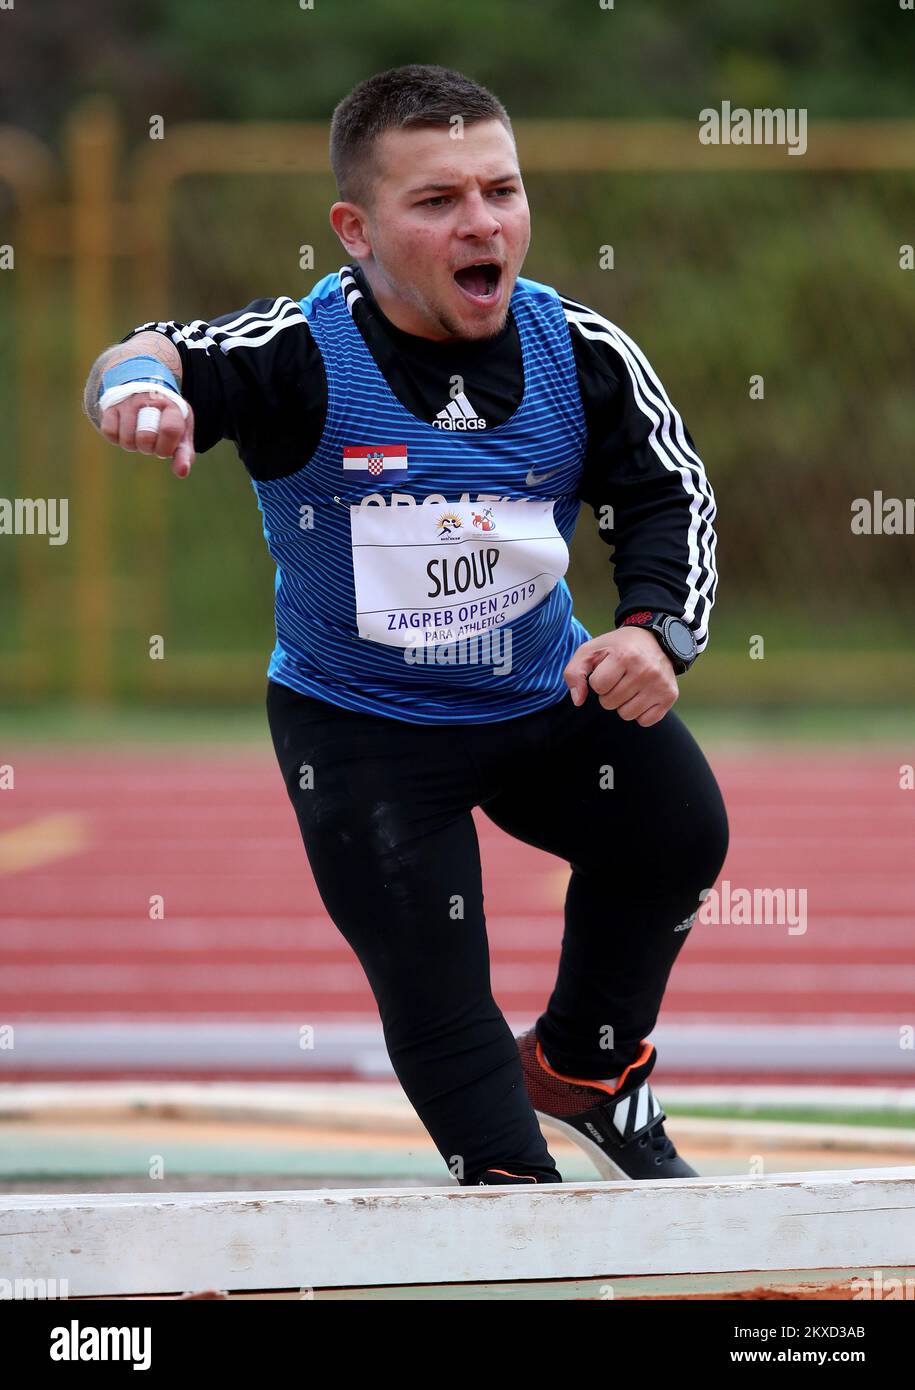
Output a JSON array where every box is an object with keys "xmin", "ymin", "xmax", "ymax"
[{"xmin": 84, "ymin": 65, "xmax": 728, "ymax": 1186}]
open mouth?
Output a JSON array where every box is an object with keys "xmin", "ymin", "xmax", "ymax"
[{"xmin": 453, "ymin": 261, "xmax": 502, "ymax": 304}]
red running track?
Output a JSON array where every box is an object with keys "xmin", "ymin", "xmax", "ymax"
[{"xmin": 1, "ymin": 745, "xmax": 913, "ymax": 1081}]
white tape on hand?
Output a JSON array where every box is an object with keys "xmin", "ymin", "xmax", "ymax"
[
  {"xmin": 98, "ymin": 382, "xmax": 190, "ymax": 419},
  {"xmin": 136, "ymin": 405, "xmax": 162, "ymax": 436}
]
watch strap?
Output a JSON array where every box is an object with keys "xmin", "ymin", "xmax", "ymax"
[{"xmin": 620, "ymin": 610, "xmax": 695, "ymax": 674}]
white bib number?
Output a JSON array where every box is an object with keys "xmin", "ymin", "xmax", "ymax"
[{"xmin": 351, "ymin": 498, "xmax": 569, "ymax": 648}]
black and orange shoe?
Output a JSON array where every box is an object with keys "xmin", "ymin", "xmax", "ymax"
[
  {"xmin": 515, "ymin": 1028, "xmax": 698, "ymax": 1180},
  {"xmin": 476, "ymin": 1169, "xmax": 542, "ymax": 1186}
]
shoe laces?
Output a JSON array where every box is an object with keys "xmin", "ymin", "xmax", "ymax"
[{"xmin": 637, "ymin": 1118, "xmax": 677, "ymax": 1163}]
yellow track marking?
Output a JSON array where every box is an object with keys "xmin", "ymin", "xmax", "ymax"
[{"xmin": 0, "ymin": 813, "xmax": 91, "ymax": 875}]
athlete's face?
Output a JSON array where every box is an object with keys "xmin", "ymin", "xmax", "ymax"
[{"xmin": 330, "ymin": 119, "xmax": 531, "ymax": 341}]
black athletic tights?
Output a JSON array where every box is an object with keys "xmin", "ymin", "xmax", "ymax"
[{"xmin": 266, "ymin": 678, "xmax": 729, "ymax": 1184}]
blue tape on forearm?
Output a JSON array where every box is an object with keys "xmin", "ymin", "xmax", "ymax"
[{"xmin": 100, "ymin": 355, "xmax": 179, "ymax": 399}]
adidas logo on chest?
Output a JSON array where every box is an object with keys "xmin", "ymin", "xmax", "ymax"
[{"xmin": 432, "ymin": 392, "xmax": 487, "ymax": 431}]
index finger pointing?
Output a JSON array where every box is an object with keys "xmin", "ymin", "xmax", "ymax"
[{"xmin": 99, "ymin": 405, "xmax": 121, "ymax": 445}]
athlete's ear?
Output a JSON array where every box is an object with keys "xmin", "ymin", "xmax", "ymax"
[{"xmin": 329, "ymin": 202, "xmax": 372, "ymax": 259}]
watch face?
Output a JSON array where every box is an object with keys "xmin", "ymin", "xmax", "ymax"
[{"xmin": 664, "ymin": 618, "xmax": 697, "ymax": 662}]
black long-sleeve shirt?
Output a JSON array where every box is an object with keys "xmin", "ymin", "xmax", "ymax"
[{"xmin": 124, "ymin": 263, "xmax": 717, "ymax": 649}]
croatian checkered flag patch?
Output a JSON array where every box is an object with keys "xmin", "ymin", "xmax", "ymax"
[{"xmin": 342, "ymin": 444, "xmax": 409, "ymax": 481}]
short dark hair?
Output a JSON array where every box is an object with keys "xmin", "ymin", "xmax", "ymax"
[{"xmin": 330, "ymin": 64, "xmax": 513, "ymax": 207}]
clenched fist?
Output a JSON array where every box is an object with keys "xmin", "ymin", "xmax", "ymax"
[{"xmin": 563, "ymin": 627, "xmax": 679, "ymax": 728}]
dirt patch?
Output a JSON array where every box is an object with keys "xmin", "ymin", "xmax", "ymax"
[{"xmin": 625, "ymin": 1281, "xmax": 859, "ymax": 1300}]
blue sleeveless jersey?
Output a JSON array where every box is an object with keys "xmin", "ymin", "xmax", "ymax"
[{"xmin": 253, "ymin": 268, "xmax": 592, "ymax": 724}]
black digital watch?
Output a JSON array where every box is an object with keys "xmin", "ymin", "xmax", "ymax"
[{"xmin": 620, "ymin": 610, "xmax": 698, "ymax": 675}]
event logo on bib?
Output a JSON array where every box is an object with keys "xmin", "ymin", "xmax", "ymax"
[{"xmin": 437, "ymin": 511, "xmax": 464, "ymax": 540}]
